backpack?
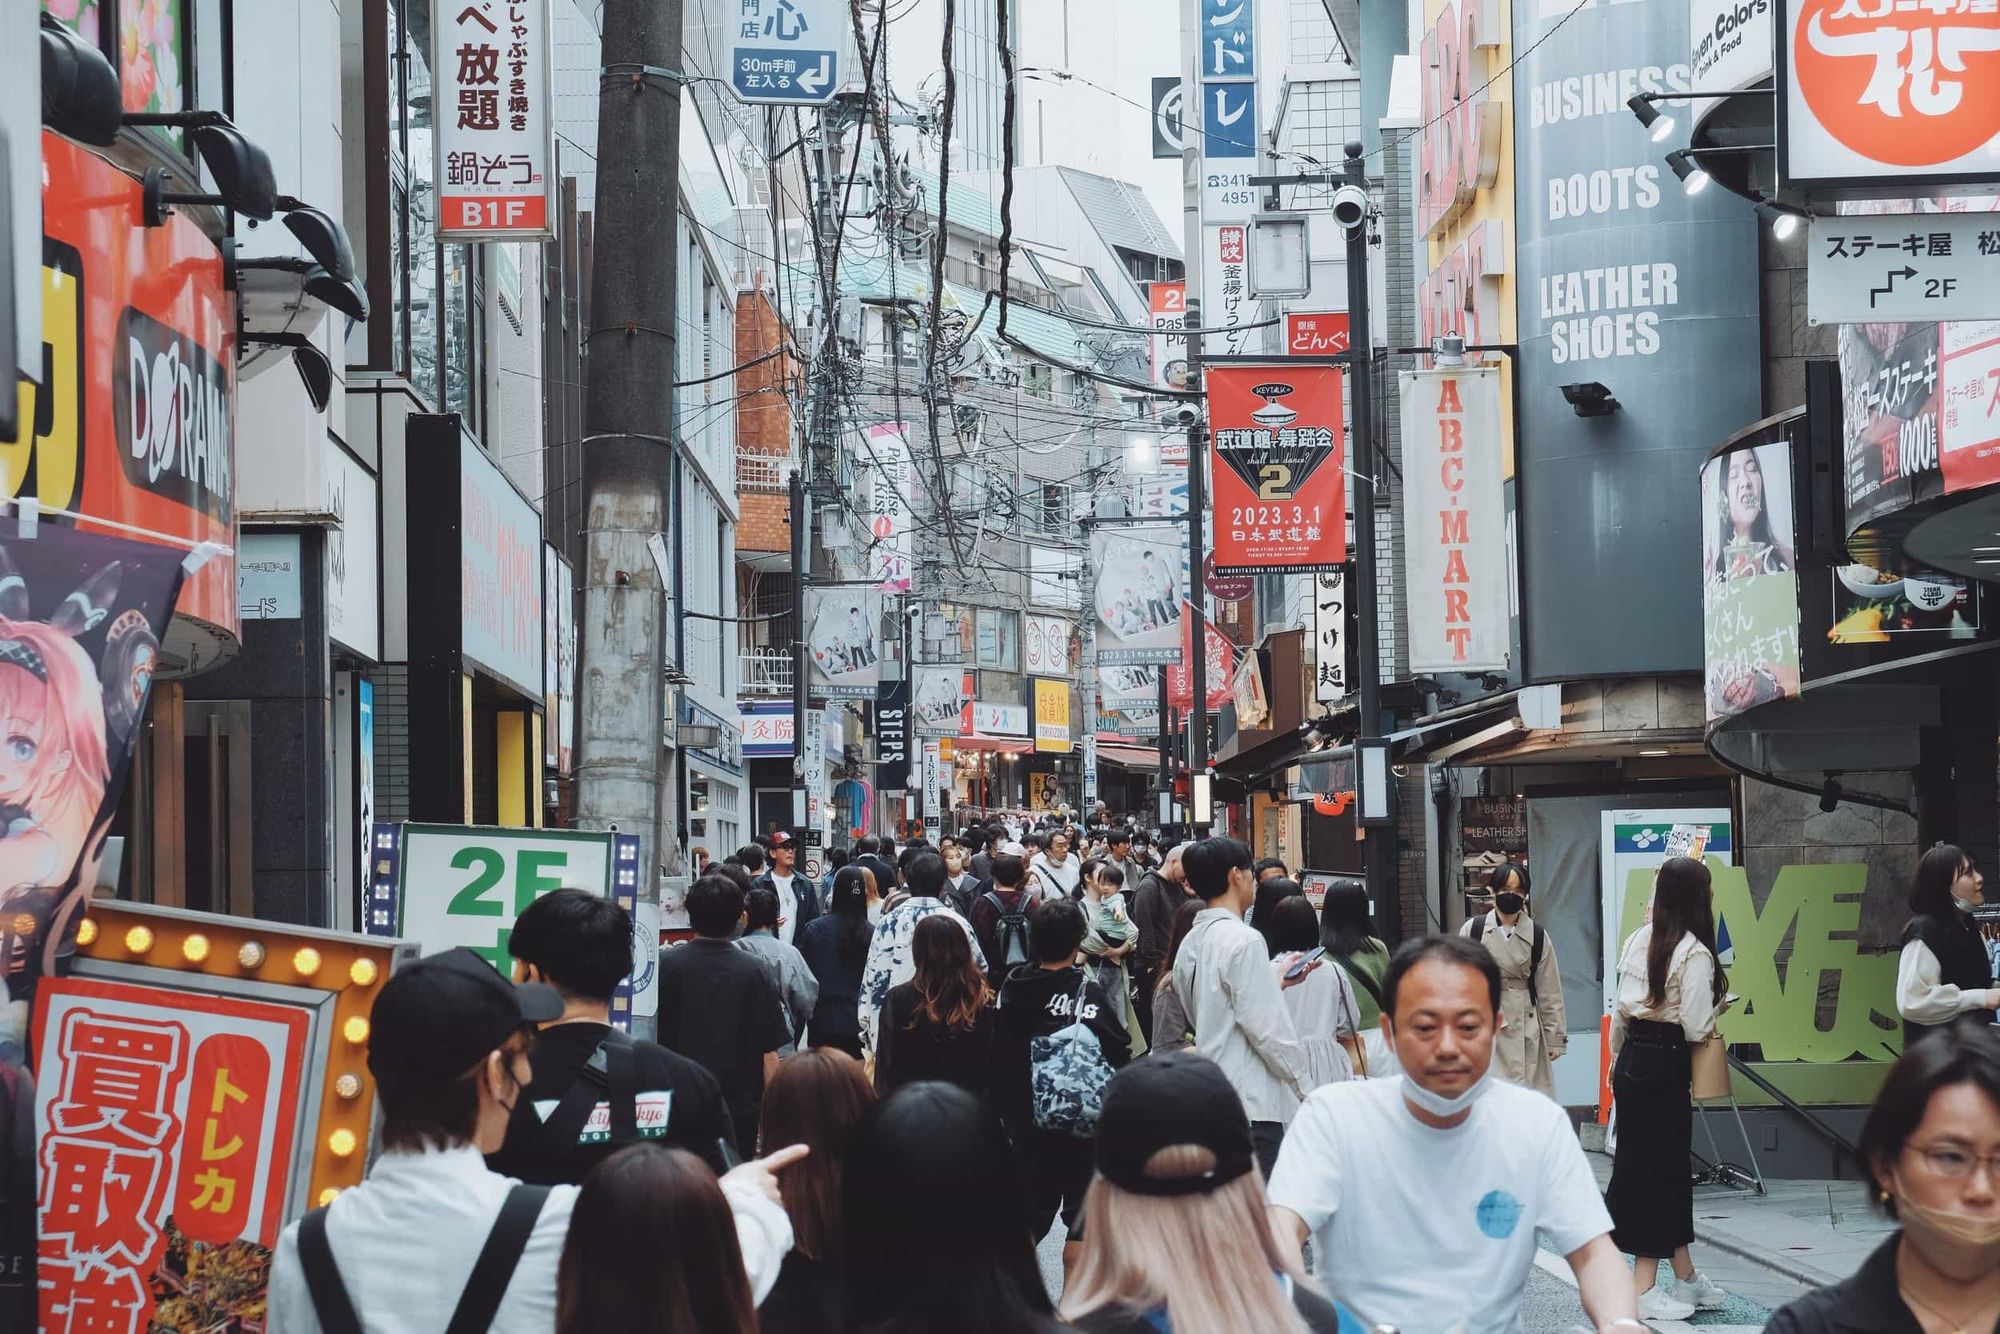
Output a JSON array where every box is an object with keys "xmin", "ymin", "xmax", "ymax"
[
  {"xmin": 1471, "ymin": 913, "xmax": 1543, "ymax": 1009},
  {"xmin": 1029, "ymin": 970, "xmax": 1115, "ymax": 1137},
  {"xmin": 984, "ymin": 889, "xmax": 1032, "ymax": 970}
]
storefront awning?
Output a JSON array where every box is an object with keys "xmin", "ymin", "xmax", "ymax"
[
  {"xmin": 1096, "ymin": 742, "xmax": 1165, "ymax": 769},
  {"xmin": 954, "ymin": 735, "xmax": 1032, "ymax": 755}
]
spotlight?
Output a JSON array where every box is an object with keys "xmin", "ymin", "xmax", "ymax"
[
  {"xmin": 1627, "ymin": 93, "xmax": 1675, "ymax": 143},
  {"xmin": 1666, "ymin": 151, "xmax": 1709, "ymax": 196},
  {"xmin": 1560, "ymin": 382, "xmax": 1621, "ymax": 417},
  {"xmin": 1757, "ymin": 200, "xmax": 1804, "ymax": 241},
  {"xmin": 135, "ymin": 117, "xmax": 278, "ymax": 224},
  {"xmin": 40, "ymin": 15, "xmax": 122, "ymax": 146}
]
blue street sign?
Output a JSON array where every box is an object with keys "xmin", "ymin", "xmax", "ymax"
[
  {"xmin": 728, "ymin": 0, "xmax": 844, "ymax": 106},
  {"xmin": 1203, "ymin": 82, "xmax": 1256, "ymax": 159},
  {"xmin": 1200, "ymin": 0, "xmax": 1256, "ymax": 80}
]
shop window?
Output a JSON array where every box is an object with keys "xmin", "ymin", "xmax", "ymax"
[{"xmin": 976, "ymin": 608, "xmax": 1019, "ymax": 671}]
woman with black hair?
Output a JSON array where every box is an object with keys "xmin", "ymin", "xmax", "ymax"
[
  {"xmin": 1458, "ymin": 861, "xmax": 1566, "ymax": 1097},
  {"xmin": 1897, "ymin": 843, "xmax": 2000, "ymax": 1049},
  {"xmin": 842, "ymin": 1082, "xmax": 1067, "ymax": 1334},
  {"xmin": 1768, "ymin": 1023, "xmax": 2000, "ymax": 1333},
  {"xmin": 1317, "ymin": 877, "xmax": 1394, "ymax": 1074},
  {"xmin": 1603, "ymin": 855, "xmax": 1731, "ymax": 1323},
  {"xmin": 799, "ymin": 864, "xmax": 876, "ymax": 1059}
]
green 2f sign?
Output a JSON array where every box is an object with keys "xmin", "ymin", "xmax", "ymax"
[{"xmin": 385, "ymin": 824, "xmax": 618, "ymax": 973}]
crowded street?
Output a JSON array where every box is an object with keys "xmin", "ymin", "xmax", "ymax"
[{"xmin": 8, "ymin": 0, "xmax": 2000, "ymax": 1329}]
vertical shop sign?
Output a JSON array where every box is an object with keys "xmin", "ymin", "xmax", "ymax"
[
  {"xmin": 1033, "ymin": 679, "xmax": 1073, "ymax": 753},
  {"xmin": 1207, "ymin": 364, "xmax": 1347, "ymax": 573},
  {"xmin": 459, "ymin": 436, "xmax": 544, "ymax": 696},
  {"xmin": 1313, "ymin": 570, "xmax": 1348, "ymax": 704},
  {"xmin": 436, "ymin": 0, "xmax": 555, "ymax": 238},
  {"xmin": 865, "ymin": 423, "xmax": 913, "ymax": 593},
  {"xmin": 1150, "ymin": 281, "xmax": 1189, "ymax": 389},
  {"xmin": 1023, "ymin": 614, "xmax": 1070, "ymax": 676},
  {"xmin": 1400, "ymin": 367, "xmax": 1508, "ymax": 672},
  {"xmin": 801, "ymin": 708, "xmax": 827, "ymax": 830},
  {"xmin": 1203, "ymin": 224, "xmax": 1260, "ymax": 358},
  {"xmin": 875, "ymin": 679, "xmax": 910, "ymax": 776},
  {"xmin": 1419, "ymin": 0, "xmax": 1504, "ymax": 238}
]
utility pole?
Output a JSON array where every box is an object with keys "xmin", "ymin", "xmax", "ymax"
[
  {"xmin": 575, "ymin": 0, "xmax": 683, "ymax": 1040},
  {"xmin": 790, "ymin": 468, "xmax": 809, "ymax": 832},
  {"xmin": 1179, "ymin": 0, "xmax": 1213, "ymax": 840}
]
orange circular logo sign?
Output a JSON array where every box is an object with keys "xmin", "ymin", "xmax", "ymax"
[{"xmin": 1794, "ymin": 0, "xmax": 2000, "ymax": 167}]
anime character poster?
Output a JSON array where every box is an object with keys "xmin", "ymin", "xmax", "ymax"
[
  {"xmin": 805, "ymin": 589, "xmax": 884, "ymax": 699},
  {"xmin": 0, "ymin": 524, "xmax": 186, "ymax": 1013}
]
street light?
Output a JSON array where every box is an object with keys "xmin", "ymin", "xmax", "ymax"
[{"xmin": 1126, "ymin": 432, "xmax": 1161, "ymax": 474}]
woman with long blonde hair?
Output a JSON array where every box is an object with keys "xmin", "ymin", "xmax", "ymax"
[{"xmin": 1060, "ymin": 1052, "xmax": 1367, "ymax": 1333}]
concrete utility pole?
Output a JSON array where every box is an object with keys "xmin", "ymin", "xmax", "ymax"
[
  {"xmin": 575, "ymin": 0, "xmax": 683, "ymax": 1040},
  {"xmin": 1179, "ymin": 0, "xmax": 1212, "ymax": 839}
]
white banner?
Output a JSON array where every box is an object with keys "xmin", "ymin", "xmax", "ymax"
[
  {"xmin": 972, "ymin": 701, "xmax": 1029, "ymax": 737},
  {"xmin": 1400, "ymin": 368, "xmax": 1509, "ymax": 673},
  {"xmin": 805, "ymin": 587, "xmax": 884, "ymax": 698},
  {"xmin": 1313, "ymin": 570, "xmax": 1349, "ymax": 705},
  {"xmin": 801, "ymin": 707, "xmax": 827, "ymax": 831},
  {"xmin": 1091, "ymin": 523, "xmax": 1187, "ymax": 666},
  {"xmin": 436, "ymin": 0, "xmax": 554, "ymax": 238},
  {"xmin": 1024, "ymin": 614, "xmax": 1070, "ymax": 675},
  {"xmin": 912, "ymin": 665, "xmax": 971, "ymax": 736},
  {"xmin": 865, "ymin": 423, "xmax": 913, "ymax": 592},
  {"xmin": 921, "ymin": 741, "xmax": 945, "ymax": 837}
]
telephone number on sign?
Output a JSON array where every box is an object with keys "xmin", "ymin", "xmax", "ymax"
[{"xmin": 1229, "ymin": 504, "xmax": 1320, "ymax": 527}]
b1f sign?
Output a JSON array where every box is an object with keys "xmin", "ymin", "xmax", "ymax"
[
  {"xmin": 1400, "ymin": 368, "xmax": 1508, "ymax": 672},
  {"xmin": 437, "ymin": 0, "xmax": 555, "ymax": 239}
]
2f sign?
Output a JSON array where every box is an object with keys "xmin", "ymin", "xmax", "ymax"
[{"xmin": 398, "ymin": 825, "xmax": 616, "ymax": 970}]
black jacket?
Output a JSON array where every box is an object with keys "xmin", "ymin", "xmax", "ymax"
[
  {"xmin": 751, "ymin": 870, "xmax": 822, "ymax": 933},
  {"xmin": 1765, "ymin": 1234, "xmax": 1949, "ymax": 1333},
  {"xmin": 995, "ymin": 963, "xmax": 1131, "ymax": 1135}
]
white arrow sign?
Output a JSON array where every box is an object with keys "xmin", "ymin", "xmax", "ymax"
[
  {"xmin": 1807, "ymin": 212, "xmax": 2000, "ymax": 326},
  {"xmin": 796, "ymin": 54, "xmax": 831, "ymax": 96}
]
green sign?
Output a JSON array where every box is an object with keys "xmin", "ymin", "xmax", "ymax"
[{"xmin": 394, "ymin": 824, "xmax": 617, "ymax": 973}]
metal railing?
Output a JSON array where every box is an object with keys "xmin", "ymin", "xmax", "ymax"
[
  {"xmin": 739, "ymin": 650, "xmax": 793, "ymax": 694},
  {"xmin": 736, "ymin": 450, "xmax": 788, "ymax": 493}
]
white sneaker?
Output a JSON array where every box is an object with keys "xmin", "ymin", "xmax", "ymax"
[
  {"xmin": 1681, "ymin": 1269, "xmax": 1730, "ymax": 1310},
  {"xmin": 1637, "ymin": 1285, "xmax": 1697, "ymax": 1322}
]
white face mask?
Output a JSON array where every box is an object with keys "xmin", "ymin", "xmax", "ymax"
[
  {"xmin": 1399, "ymin": 1065, "xmax": 1496, "ymax": 1120},
  {"xmin": 1953, "ymin": 894, "xmax": 1980, "ymax": 915}
]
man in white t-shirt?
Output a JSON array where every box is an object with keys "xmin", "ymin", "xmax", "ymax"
[
  {"xmin": 1267, "ymin": 935, "xmax": 1640, "ymax": 1334},
  {"xmin": 754, "ymin": 831, "xmax": 819, "ymax": 946}
]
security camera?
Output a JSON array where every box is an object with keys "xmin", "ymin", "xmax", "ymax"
[
  {"xmin": 1162, "ymin": 402, "xmax": 1202, "ymax": 428},
  {"xmin": 1332, "ymin": 183, "xmax": 1369, "ymax": 235}
]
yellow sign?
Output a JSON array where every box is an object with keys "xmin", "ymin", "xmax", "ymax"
[
  {"xmin": 1033, "ymin": 678, "xmax": 1072, "ymax": 754},
  {"xmin": 1029, "ymin": 772, "xmax": 1060, "ymax": 811}
]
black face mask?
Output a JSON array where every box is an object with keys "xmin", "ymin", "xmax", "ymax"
[{"xmin": 1494, "ymin": 892, "xmax": 1525, "ymax": 915}]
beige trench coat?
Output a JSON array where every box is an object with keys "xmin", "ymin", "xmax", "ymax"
[{"xmin": 1458, "ymin": 910, "xmax": 1567, "ymax": 1096}]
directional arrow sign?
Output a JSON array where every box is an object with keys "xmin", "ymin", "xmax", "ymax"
[
  {"xmin": 726, "ymin": 0, "xmax": 844, "ymax": 107},
  {"xmin": 1807, "ymin": 213, "xmax": 2000, "ymax": 326}
]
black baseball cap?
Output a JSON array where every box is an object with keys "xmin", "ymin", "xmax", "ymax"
[
  {"xmin": 367, "ymin": 947, "xmax": 565, "ymax": 1095},
  {"xmin": 1093, "ymin": 1051, "xmax": 1256, "ymax": 1197}
]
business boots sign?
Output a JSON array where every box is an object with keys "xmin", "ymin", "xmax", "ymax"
[{"xmin": 1401, "ymin": 368, "xmax": 1509, "ymax": 672}]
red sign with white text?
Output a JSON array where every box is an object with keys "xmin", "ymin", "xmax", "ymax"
[
  {"xmin": 34, "ymin": 978, "xmax": 310, "ymax": 1334},
  {"xmin": 1206, "ymin": 364, "xmax": 1347, "ymax": 574},
  {"xmin": 1168, "ymin": 605, "xmax": 1235, "ymax": 711},
  {"xmin": 1285, "ymin": 312, "xmax": 1351, "ymax": 356},
  {"xmin": 1150, "ymin": 281, "xmax": 1189, "ymax": 389}
]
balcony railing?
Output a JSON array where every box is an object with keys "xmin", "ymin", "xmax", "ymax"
[
  {"xmin": 739, "ymin": 650, "xmax": 793, "ymax": 695},
  {"xmin": 737, "ymin": 450, "xmax": 788, "ymax": 494}
]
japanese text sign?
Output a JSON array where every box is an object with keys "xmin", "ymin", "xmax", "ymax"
[
  {"xmin": 34, "ymin": 978, "xmax": 310, "ymax": 1334},
  {"xmin": 1313, "ymin": 570, "xmax": 1349, "ymax": 704},
  {"xmin": 727, "ymin": 0, "xmax": 844, "ymax": 105},
  {"xmin": 1807, "ymin": 213, "xmax": 2000, "ymax": 323},
  {"xmin": 1400, "ymin": 368, "xmax": 1508, "ymax": 672},
  {"xmin": 1207, "ymin": 364, "xmax": 1347, "ymax": 574},
  {"xmin": 1701, "ymin": 442, "xmax": 1802, "ymax": 719},
  {"xmin": 1780, "ymin": 0, "xmax": 2000, "ymax": 189},
  {"xmin": 1286, "ymin": 312, "xmax": 1352, "ymax": 356},
  {"xmin": 436, "ymin": 0, "xmax": 554, "ymax": 238},
  {"xmin": 388, "ymin": 825, "xmax": 618, "ymax": 973},
  {"xmin": 1034, "ymin": 679, "xmax": 1073, "ymax": 754},
  {"xmin": 1203, "ymin": 226, "xmax": 1262, "ymax": 357}
]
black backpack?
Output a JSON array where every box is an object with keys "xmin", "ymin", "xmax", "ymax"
[
  {"xmin": 984, "ymin": 890, "xmax": 1033, "ymax": 971},
  {"xmin": 1471, "ymin": 913, "xmax": 1543, "ymax": 1009}
]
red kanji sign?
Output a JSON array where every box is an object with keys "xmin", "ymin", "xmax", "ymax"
[{"xmin": 1207, "ymin": 364, "xmax": 1347, "ymax": 574}]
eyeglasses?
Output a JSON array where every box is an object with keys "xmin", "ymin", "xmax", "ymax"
[{"xmin": 1904, "ymin": 1143, "xmax": 2000, "ymax": 1181}]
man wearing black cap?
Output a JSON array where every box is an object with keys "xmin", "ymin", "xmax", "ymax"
[{"xmin": 268, "ymin": 948, "xmax": 803, "ymax": 1333}]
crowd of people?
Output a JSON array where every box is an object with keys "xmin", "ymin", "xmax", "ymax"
[{"xmin": 266, "ymin": 823, "xmax": 2000, "ymax": 1334}]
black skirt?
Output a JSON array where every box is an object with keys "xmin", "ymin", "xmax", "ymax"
[{"xmin": 1605, "ymin": 1018, "xmax": 1693, "ymax": 1259}]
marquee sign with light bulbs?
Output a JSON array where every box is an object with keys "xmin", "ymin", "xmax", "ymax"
[{"xmin": 1205, "ymin": 363, "xmax": 1348, "ymax": 575}]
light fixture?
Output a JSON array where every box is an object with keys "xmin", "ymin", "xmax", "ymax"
[
  {"xmin": 317, "ymin": 1187, "xmax": 343, "ymax": 1207},
  {"xmin": 135, "ymin": 119, "xmax": 279, "ymax": 224},
  {"xmin": 1756, "ymin": 200, "xmax": 1804, "ymax": 241},
  {"xmin": 181, "ymin": 933, "xmax": 211, "ymax": 963},
  {"xmin": 124, "ymin": 926, "xmax": 155, "ymax": 955},
  {"xmin": 75, "ymin": 917, "xmax": 98, "ymax": 947},
  {"xmin": 292, "ymin": 946, "xmax": 323, "ymax": 978},
  {"xmin": 237, "ymin": 940, "xmax": 268, "ymax": 969},
  {"xmin": 40, "ymin": 15, "xmax": 123, "ymax": 145},
  {"xmin": 326, "ymin": 1128, "xmax": 358, "ymax": 1158},
  {"xmin": 1126, "ymin": 432, "xmax": 1162, "ymax": 474},
  {"xmin": 333, "ymin": 1073, "xmax": 363, "ymax": 1100},
  {"xmin": 275, "ymin": 199, "xmax": 357, "ymax": 282},
  {"xmin": 1639, "ymin": 748, "xmax": 1671, "ymax": 758},
  {"xmin": 1626, "ymin": 93, "xmax": 1676, "ymax": 143},
  {"xmin": 1358, "ymin": 738, "xmax": 1394, "ymax": 827},
  {"xmin": 1666, "ymin": 151, "xmax": 1709, "ymax": 196},
  {"xmin": 1819, "ymin": 777, "xmax": 1842, "ymax": 814},
  {"xmin": 1561, "ymin": 382, "xmax": 1621, "ymax": 417},
  {"xmin": 348, "ymin": 957, "xmax": 380, "ymax": 987},
  {"xmin": 1192, "ymin": 772, "xmax": 1215, "ymax": 827},
  {"xmin": 342, "ymin": 1016, "xmax": 371, "ymax": 1045}
]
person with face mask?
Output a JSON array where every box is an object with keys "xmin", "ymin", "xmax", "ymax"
[
  {"xmin": 1766, "ymin": 1024, "xmax": 2000, "ymax": 1334},
  {"xmin": 939, "ymin": 836, "xmax": 988, "ymax": 918},
  {"xmin": 1603, "ymin": 855, "xmax": 1732, "ymax": 1321},
  {"xmin": 1266, "ymin": 935, "xmax": 1639, "ymax": 1334},
  {"xmin": 1897, "ymin": 843, "xmax": 2000, "ymax": 1050},
  {"xmin": 1457, "ymin": 862, "xmax": 1566, "ymax": 1098}
]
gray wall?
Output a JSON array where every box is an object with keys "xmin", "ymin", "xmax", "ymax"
[{"xmin": 1512, "ymin": 0, "xmax": 1763, "ymax": 681}]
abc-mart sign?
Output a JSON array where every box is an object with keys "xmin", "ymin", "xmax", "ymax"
[{"xmin": 1778, "ymin": 0, "xmax": 2000, "ymax": 192}]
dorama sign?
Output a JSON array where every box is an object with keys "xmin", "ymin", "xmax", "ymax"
[
  {"xmin": 436, "ymin": 0, "xmax": 554, "ymax": 238},
  {"xmin": 1419, "ymin": 0, "xmax": 1506, "ymax": 237},
  {"xmin": 1400, "ymin": 368, "xmax": 1509, "ymax": 671},
  {"xmin": 1206, "ymin": 364, "xmax": 1347, "ymax": 574},
  {"xmin": 1780, "ymin": 0, "xmax": 2000, "ymax": 190}
]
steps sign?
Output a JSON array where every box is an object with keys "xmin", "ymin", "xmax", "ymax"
[{"xmin": 728, "ymin": 0, "xmax": 844, "ymax": 106}]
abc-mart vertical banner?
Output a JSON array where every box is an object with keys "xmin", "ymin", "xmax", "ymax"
[{"xmin": 437, "ymin": 0, "xmax": 555, "ymax": 239}]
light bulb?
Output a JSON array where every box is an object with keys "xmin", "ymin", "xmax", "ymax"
[
  {"xmin": 124, "ymin": 926, "xmax": 155, "ymax": 954},
  {"xmin": 238, "ymin": 940, "xmax": 267, "ymax": 969},
  {"xmin": 334, "ymin": 1073, "xmax": 363, "ymax": 1100},
  {"xmin": 181, "ymin": 933, "xmax": 211, "ymax": 963},
  {"xmin": 342, "ymin": 1016, "xmax": 371, "ymax": 1044},
  {"xmin": 348, "ymin": 957, "xmax": 380, "ymax": 987},
  {"xmin": 293, "ymin": 947, "xmax": 323, "ymax": 978},
  {"xmin": 327, "ymin": 1128, "xmax": 358, "ymax": 1157},
  {"xmin": 75, "ymin": 917, "xmax": 98, "ymax": 946}
]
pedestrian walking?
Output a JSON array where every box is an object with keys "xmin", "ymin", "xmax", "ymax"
[
  {"xmin": 655, "ymin": 875, "xmax": 793, "ymax": 1157},
  {"xmin": 1253, "ymin": 875, "xmax": 1306, "ymax": 956},
  {"xmin": 843, "ymin": 1082, "xmax": 1067, "ymax": 1334},
  {"xmin": 266, "ymin": 949, "xmax": 798, "ymax": 1333},
  {"xmin": 1267, "ymin": 894, "xmax": 1363, "ymax": 1086},
  {"xmin": 941, "ymin": 834, "xmax": 989, "ymax": 918},
  {"xmin": 1102, "ymin": 827, "xmax": 1142, "ymax": 889},
  {"xmin": 740, "ymin": 887, "xmax": 820, "ymax": 1057},
  {"xmin": 1268, "ymin": 935, "xmax": 1639, "ymax": 1334},
  {"xmin": 1081, "ymin": 861, "xmax": 1144, "ymax": 1053},
  {"xmin": 996, "ymin": 897, "xmax": 1132, "ymax": 1273},
  {"xmin": 1149, "ymin": 898, "xmax": 1204, "ymax": 1055},
  {"xmin": 970, "ymin": 852, "xmax": 1040, "ymax": 988},
  {"xmin": 874, "ymin": 914, "xmax": 999, "ymax": 1101},
  {"xmin": 751, "ymin": 830, "xmax": 820, "ymax": 944},
  {"xmin": 1060, "ymin": 1052, "xmax": 1368, "ymax": 1333},
  {"xmin": 859, "ymin": 850, "xmax": 987, "ymax": 1060},
  {"xmin": 1458, "ymin": 861, "xmax": 1567, "ymax": 1097},
  {"xmin": 798, "ymin": 864, "xmax": 873, "ymax": 1059},
  {"xmin": 1766, "ymin": 1023, "xmax": 2000, "ymax": 1334},
  {"xmin": 1896, "ymin": 842, "xmax": 2000, "ymax": 1047},
  {"xmin": 1130, "ymin": 841, "xmax": 1193, "ymax": 1043},
  {"xmin": 1171, "ymin": 837, "xmax": 1313, "ymax": 1178},
  {"xmin": 1030, "ymin": 828, "xmax": 1083, "ymax": 898},
  {"xmin": 755, "ymin": 1049, "xmax": 877, "ymax": 1334},
  {"xmin": 1604, "ymin": 855, "xmax": 1733, "ymax": 1321},
  {"xmin": 1319, "ymin": 876, "xmax": 1395, "ymax": 1074},
  {"xmin": 487, "ymin": 889, "xmax": 734, "ymax": 1184},
  {"xmin": 555, "ymin": 1145, "xmax": 762, "ymax": 1334}
]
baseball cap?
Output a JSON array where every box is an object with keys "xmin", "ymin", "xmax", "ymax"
[
  {"xmin": 770, "ymin": 830, "xmax": 794, "ymax": 847},
  {"xmin": 1093, "ymin": 1051, "xmax": 1256, "ymax": 1197},
  {"xmin": 367, "ymin": 947, "xmax": 565, "ymax": 1096}
]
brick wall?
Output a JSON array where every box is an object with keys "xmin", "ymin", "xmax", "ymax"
[
  {"xmin": 736, "ymin": 289, "xmax": 794, "ymax": 555},
  {"xmin": 738, "ymin": 492, "xmax": 791, "ymax": 554}
]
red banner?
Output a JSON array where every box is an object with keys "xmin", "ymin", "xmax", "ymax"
[
  {"xmin": 1206, "ymin": 364, "xmax": 1346, "ymax": 574},
  {"xmin": 1168, "ymin": 605, "xmax": 1234, "ymax": 710}
]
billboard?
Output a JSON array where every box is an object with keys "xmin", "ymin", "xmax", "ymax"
[
  {"xmin": 1513, "ymin": 0, "xmax": 1762, "ymax": 680},
  {"xmin": 459, "ymin": 435, "xmax": 544, "ymax": 697},
  {"xmin": 912, "ymin": 666, "xmax": 973, "ymax": 736},
  {"xmin": 1033, "ymin": 679, "xmax": 1073, "ymax": 754},
  {"xmin": 1840, "ymin": 316, "xmax": 1943, "ymax": 529},
  {"xmin": 1150, "ymin": 281, "xmax": 1189, "ymax": 390},
  {"xmin": 1702, "ymin": 441, "xmax": 1802, "ymax": 720},
  {"xmin": 1402, "ymin": 368, "xmax": 1509, "ymax": 673},
  {"xmin": 1207, "ymin": 364, "xmax": 1347, "ymax": 574},
  {"xmin": 1090, "ymin": 524, "xmax": 1186, "ymax": 665},
  {"xmin": 863, "ymin": 424, "xmax": 913, "ymax": 593},
  {"xmin": 805, "ymin": 587, "xmax": 884, "ymax": 699},
  {"xmin": 435, "ymin": 0, "xmax": 555, "ymax": 237}
]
